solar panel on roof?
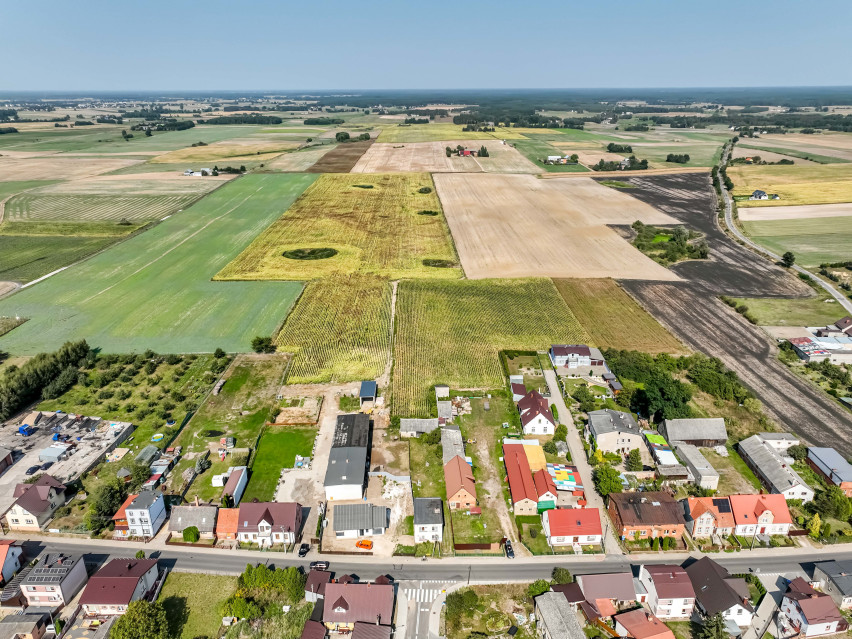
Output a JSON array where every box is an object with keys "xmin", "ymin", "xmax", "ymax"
[{"xmin": 713, "ymin": 498, "xmax": 731, "ymax": 513}]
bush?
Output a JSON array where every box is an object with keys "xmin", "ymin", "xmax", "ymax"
[
  {"xmin": 182, "ymin": 526, "xmax": 200, "ymax": 543},
  {"xmin": 418, "ymin": 187, "xmax": 432, "ymax": 194},
  {"xmin": 543, "ymin": 441, "xmax": 557, "ymax": 455}
]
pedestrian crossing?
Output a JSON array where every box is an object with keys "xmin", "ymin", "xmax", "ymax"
[{"xmin": 401, "ymin": 581, "xmax": 456, "ymax": 603}]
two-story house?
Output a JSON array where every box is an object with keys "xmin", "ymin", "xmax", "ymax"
[
  {"xmin": 637, "ymin": 564, "xmax": 696, "ymax": 619},
  {"xmin": 5, "ymin": 475, "xmax": 66, "ymax": 532},
  {"xmin": 80, "ymin": 558, "xmax": 160, "ymax": 617},
  {"xmin": 780, "ymin": 577, "xmax": 847, "ymax": 637},
  {"xmin": 21, "ymin": 553, "xmax": 88, "ymax": 611},
  {"xmin": 586, "ymin": 410, "xmax": 643, "ymax": 455},
  {"xmin": 607, "ymin": 492, "xmax": 685, "ymax": 541},
  {"xmin": 124, "ymin": 491, "xmax": 167, "ymax": 539},
  {"xmin": 413, "ymin": 498, "xmax": 444, "ymax": 544},
  {"xmin": 814, "ymin": 560, "xmax": 852, "ymax": 610},
  {"xmin": 322, "ymin": 582, "xmax": 395, "ymax": 632},
  {"xmin": 111, "ymin": 493, "xmax": 138, "ymax": 539},
  {"xmin": 729, "ymin": 493, "xmax": 792, "ymax": 537},
  {"xmin": 549, "ymin": 345, "xmax": 605, "ymax": 369},
  {"xmin": 542, "ymin": 508, "xmax": 603, "ymax": 548},
  {"xmin": 686, "ymin": 557, "xmax": 754, "ymax": 628},
  {"xmin": 517, "ymin": 390, "xmax": 556, "ymax": 436},
  {"xmin": 683, "ymin": 496, "xmax": 735, "ymax": 539},
  {"xmin": 0, "ymin": 540, "xmax": 24, "ymax": 586},
  {"xmin": 236, "ymin": 502, "xmax": 302, "ymax": 547}
]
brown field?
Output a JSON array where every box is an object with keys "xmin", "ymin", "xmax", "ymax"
[
  {"xmin": 571, "ymin": 150, "xmax": 628, "ymax": 166},
  {"xmin": 731, "ymin": 146, "xmax": 816, "ymax": 164},
  {"xmin": 434, "ymin": 173, "xmax": 680, "ymax": 280},
  {"xmin": 266, "ymin": 145, "xmax": 337, "ymax": 171},
  {"xmin": 0, "ymin": 156, "xmax": 141, "ymax": 181},
  {"xmin": 151, "ymin": 138, "xmax": 301, "ymax": 163},
  {"xmin": 746, "ymin": 132, "xmax": 852, "ymax": 161},
  {"xmin": 351, "ymin": 140, "xmax": 540, "ymax": 174},
  {"xmin": 306, "ymin": 139, "xmax": 374, "ymax": 172},
  {"xmin": 738, "ymin": 202, "xmax": 852, "ymax": 222}
]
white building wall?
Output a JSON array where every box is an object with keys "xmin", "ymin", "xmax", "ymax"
[
  {"xmin": 523, "ymin": 414, "xmax": 554, "ymax": 436},
  {"xmin": 325, "ymin": 484, "xmax": 364, "ymax": 501}
]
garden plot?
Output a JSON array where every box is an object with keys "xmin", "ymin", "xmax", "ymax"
[
  {"xmin": 434, "ymin": 173, "xmax": 680, "ymax": 280},
  {"xmin": 351, "ymin": 140, "xmax": 539, "ymax": 174}
]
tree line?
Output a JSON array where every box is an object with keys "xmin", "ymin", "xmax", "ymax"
[
  {"xmin": 202, "ymin": 115, "xmax": 282, "ymax": 125},
  {"xmin": 607, "ymin": 143, "xmax": 632, "ymax": 153}
]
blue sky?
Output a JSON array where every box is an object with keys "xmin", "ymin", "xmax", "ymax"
[{"xmin": 2, "ymin": 0, "xmax": 850, "ymax": 91}]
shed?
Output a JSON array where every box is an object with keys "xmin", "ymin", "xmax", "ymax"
[
  {"xmin": 661, "ymin": 418, "xmax": 727, "ymax": 447},
  {"xmin": 38, "ymin": 445, "xmax": 69, "ymax": 463},
  {"xmin": 399, "ymin": 418, "xmax": 439, "ymax": 438},
  {"xmin": 135, "ymin": 444, "xmax": 160, "ymax": 466},
  {"xmin": 359, "ymin": 381, "xmax": 377, "ymax": 406},
  {"xmin": 435, "ymin": 385, "xmax": 450, "ymax": 399}
]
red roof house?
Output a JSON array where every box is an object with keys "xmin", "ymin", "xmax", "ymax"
[
  {"xmin": 79, "ymin": 558, "xmax": 159, "ymax": 616},
  {"xmin": 542, "ymin": 508, "xmax": 603, "ymax": 547},
  {"xmin": 729, "ymin": 493, "xmax": 792, "ymax": 537},
  {"xmin": 503, "ymin": 445, "xmax": 538, "ymax": 516}
]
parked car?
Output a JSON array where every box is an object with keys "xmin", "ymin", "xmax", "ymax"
[
  {"xmin": 298, "ymin": 544, "xmax": 310, "ymax": 558},
  {"xmin": 25, "ymin": 465, "xmax": 41, "ymax": 476},
  {"xmin": 310, "ymin": 561, "xmax": 330, "ymax": 571},
  {"xmin": 356, "ymin": 539, "xmax": 373, "ymax": 550},
  {"xmin": 40, "ymin": 462, "xmax": 54, "ymax": 471},
  {"xmin": 504, "ymin": 540, "xmax": 515, "ymax": 559}
]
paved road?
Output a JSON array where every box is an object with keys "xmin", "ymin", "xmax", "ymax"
[
  {"xmin": 399, "ymin": 579, "xmax": 455, "ymax": 639},
  {"xmin": 718, "ymin": 142, "xmax": 852, "ymax": 314}
]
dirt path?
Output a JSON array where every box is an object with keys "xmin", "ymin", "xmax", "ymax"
[
  {"xmin": 472, "ymin": 435, "xmax": 516, "ymax": 545},
  {"xmin": 376, "ymin": 280, "xmax": 398, "ymax": 388}
]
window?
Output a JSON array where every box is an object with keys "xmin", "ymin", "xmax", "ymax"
[{"xmin": 11, "ymin": 519, "xmax": 18, "ymax": 524}]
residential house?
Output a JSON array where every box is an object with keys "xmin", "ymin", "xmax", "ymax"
[
  {"xmin": 333, "ymin": 503, "xmax": 388, "ymax": 538},
  {"xmin": 301, "ymin": 620, "xmax": 327, "ymax": 639},
  {"xmin": 534, "ymin": 591, "xmax": 585, "ymax": 639},
  {"xmin": 674, "ymin": 444, "xmax": 719, "ymax": 490},
  {"xmin": 534, "ymin": 469, "xmax": 558, "ymax": 511},
  {"xmin": 510, "ymin": 376, "xmax": 528, "ymax": 402},
  {"xmin": 550, "ymin": 345, "xmax": 605, "ymax": 369},
  {"xmin": 324, "ymin": 414, "xmax": 370, "ymax": 501},
  {"xmin": 575, "ymin": 572, "xmax": 636, "ymax": 619},
  {"xmin": 780, "ymin": 577, "xmax": 847, "ymax": 637},
  {"xmin": 517, "ymin": 390, "xmax": 556, "ymax": 436},
  {"xmin": 444, "ymin": 455, "xmax": 476, "ymax": 510},
  {"xmin": 216, "ymin": 507, "xmax": 239, "ymax": 541},
  {"xmin": 79, "ymin": 558, "xmax": 160, "ymax": 617},
  {"xmin": 21, "ymin": 553, "xmax": 87, "ymax": 610},
  {"xmin": 125, "ymin": 490, "xmax": 167, "ymax": 538},
  {"xmin": 503, "ymin": 444, "xmax": 538, "ymax": 516},
  {"xmin": 399, "ymin": 419, "xmax": 439, "ymax": 438},
  {"xmin": 738, "ymin": 434, "xmax": 814, "ymax": 502},
  {"xmin": 807, "ymin": 447, "xmax": 852, "ymax": 497},
  {"xmin": 305, "ymin": 569, "xmax": 332, "ymax": 603},
  {"xmin": 111, "ymin": 493, "xmax": 138, "ymax": 539},
  {"xmin": 660, "ymin": 418, "xmax": 727, "ymax": 447},
  {"xmin": 683, "ymin": 497, "xmax": 735, "ymax": 538},
  {"xmin": 542, "ymin": 508, "xmax": 602, "ymax": 548},
  {"xmin": 322, "ymin": 582, "xmax": 394, "ymax": 631},
  {"xmin": 413, "ymin": 498, "xmax": 444, "ymax": 544},
  {"xmin": 813, "ymin": 560, "xmax": 852, "ymax": 610},
  {"xmin": 685, "ymin": 556, "xmax": 754, "ymax": 628},
  {"xmin": 637, "ymin": 565, "xmax": 695, "ymax": 619},
  {"xmin": 5, "ymin": 475, "xmax": 66, "ymax": 532},
  {"xmin": 0, "ymin": 447, "xmax": 13, "ymax": 475},
  {"xmin": 0, "ymin": 540, "xmax": 24, "ymax": 586},
  {"xmin": 237, "ymin": 502, "xmax": 303, "ymax": 546},
  {"xmin": 758, "ymin": 432, "xmax": 800, "ymax": 455},
  {"xmin": 750, "ymin": 190, "xmax": 769, "ymax": 200},
  {"xmin": 168, "ymin": 504, "xmax": 218, "ymax": 539},
  {"xmin": 0, "ymin": 612, "xmax": 49, "ymax": 639},
  {"xmin": 614, "ymin": 608, "xmax": 676, "ymax": 639},
  {"xmin": 359, "ymin": 381, "xmax": 377, "ymax": 406},
  {"xmin": 729, "ymin": 493, "xmax": 792, "ymax": 537},
  {"xmin": 607, "ymin": 492, "xmax": 685, "ymax": 541},
  {"xmin": 222, "ymin": 466, "xmax": 248, "ymax": 506},
  {"xmin": 817, "ymin": 316, "xmax": 852, "ymax": 338},
  {"xmin": 586, "ymin": 410, "xmax": 642, "ymax": 455}
]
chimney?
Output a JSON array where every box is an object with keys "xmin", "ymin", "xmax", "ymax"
[
  {"xmin": 376, "ymin": 614, "xmax": 381, "ymax": 626},
  {"xmin": 646, "ymin": 613, "xmax": 653, "ymax": 622},
  {"xmin": 194, "ymin": 495, "xmax": 199, "ymax": 507}
]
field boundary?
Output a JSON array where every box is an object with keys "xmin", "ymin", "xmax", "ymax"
[{"xmin": 539, "ymin": 167, "xmax": 710, "ymax": 179}]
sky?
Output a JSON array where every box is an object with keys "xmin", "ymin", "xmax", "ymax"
[{"xmin": 2, "ymin": 0, "xmax": 851, "ymax": 91}]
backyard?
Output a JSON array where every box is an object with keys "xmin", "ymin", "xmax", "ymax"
[
  {"xmin": 242, "ymin": 426, "xmax": 317, "ymax": 502},
  {"xmin": 159, "ymin": 572, "xmax": 238, "ymax": 639}
]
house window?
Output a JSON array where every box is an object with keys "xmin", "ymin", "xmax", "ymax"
[{"xmin": 11, "ymin": 519, "xmax": 18, "ymax": 524}]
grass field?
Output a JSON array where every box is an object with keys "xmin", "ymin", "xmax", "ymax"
[
  {"xmin": 553, "ymin": 278, "xmax": 687, "ymax": 353},
  {"xmin": 376, "ymin": 123, "xmax": 526, "ymax": 143},
  {"xmin": 276, "ymin": 275, "xmax": 392, "ymax": 383},
  {"xmin": 741, "ymin": 216, "xmax": 852, "ymax": 266},
  {"xmin": 392, "ymin": 278, "xmax": 590, "ymax": 416},
  {"xmin": 159, "ymin": 572, "xmax": 237, "ymax": 639},
  {"xmin": 0, "ymin": 174, "xmax": 314, "ymax": 354},
  {"xmin": 511, "ymin": 138, "xmax": 590, "ymax": 172},
  {"xmin": 737, "ymin": 143, "xmax": 846, "ymax": 164},
  {"xmin": 218, "ymin": 172, "xmax": 461, "ymax": 280},
  {"xmin": 242, "ymin": 426, "xmax": 317, "ymax": 502},
  {"xmin": 730, "ymin": 164, "xmax": 852, "ymax": 206},
  {"xmin": 729, "ymin": 295, "xmax": 846, "ymax": 326}
]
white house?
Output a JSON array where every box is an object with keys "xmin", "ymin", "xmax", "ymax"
[
  {"xmin": 413, "ymin": 498, "xmax": 444, "ymax": 544},
  {"xmin": 549, "ymin": 344, "xmax": 604, "ymax": 369},
  {"xmin": 780, "ymin": 578, "xmax": 846, "ymax": 637},
  {"xmin": 0, "ymin": 541, "xmax": 23, "ymax": 586},
  {"xmin": 125, "ymin": 491, "xmax": 166, "ymax": 539},
  {"xmin": 236, "ymin": 502, "xmax": 303, "ymax": 547},
  {"xmin": 638, "ymin": 565, "xmax": 696, "ymax": 619},
  {"xmin": 541, "ymin": 508, "xmax": 602, "ymax": 547},
  {"xmin": 750, "ymin": 190, "xmax": 769, "ymax": 200},
  {"xmin": 686, "ymin": 557, "xmax": 754, "ymax": 629},
  {"xmin": 729, "ymin": 494, "xmax": 792, "ymax": 537},
  {"xmin": 517, "ymin": 390, "xmax": 556, "ymax": 436},
  {"xmin": 333, "ymin": 503, "xmax": 388, "ymax": 539}
]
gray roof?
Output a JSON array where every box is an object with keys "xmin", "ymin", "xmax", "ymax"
[
  {"xmin": 168, "ymin": 505, "xmax": 217, "ymax": 533},
  {"xmin": 656, "ymin": 464, "xmax": 689, "ymax": 478},
  {"xmin": 135, "ymin": 444, "xmax": 160, "ymax": 465},
  {"xmin": 587, "ymin": 410, "xmax": 639, "ymax": 438},
  {"xmin": 807, "ymin": 447, "xmax": 852, "ymax": 484},
  {"xmin": 23, "ymin": 553, "xmax": 83, "ymax": 586},
  {"xmin": 0, "ymin": 612, "xmax": 48, "ymax": 635},
  {"xmin": 686, "ymin": 556, "xmax": 753, "ymax": 616},
  {"xmin": 662, "ymin": 418, "xmax": 727, "ymax": 443},
  {"xmin": 324, "ymin": 447, "xmax": 368, "ymax": 487},
  {"xmin": 127, "ymin": 490, "xmax": 161, "ymax": 511},
  {"xmin": 739, "ymin": 435, "xmax": 811, "ymax": 494},
  {"xmin": 441, "ymin": 428, "xmax": 465, "ymax": 465},
  {"xmin": 816, "ymin": 560, "xmax": 852, "ymax": 596},
  {"xmin": 758, "ymin": 432, "xmax": 798, "ymax": 441},
  {"xmin": 332, "ymin": 414, "xmax": 370, "ymax": 448},
  {"xmin": 413, "ymin": 498, "xmax": 444, "ymax": 526},
  {"xmin": 675, "ymin": 443, "xmax": 719, "ymax": 479},
  {"xmin": 437, "ymin": 401, "xmax": 452, "ymax": 420},
  {"xmin": 400, "ymin": 418, "xmax": 439, "ymax": 434},
  {"xmin": 333, "ymin": 503, "xmax": 388, "ymax": 533},
  {"xmin": 0, "ymin": 447, "xmax": 11, "ymax": 460},
  {"xmin": 535, "ymin": 591, "xmax": 584, "ymax": 639}
]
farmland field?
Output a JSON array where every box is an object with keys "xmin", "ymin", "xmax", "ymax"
[
  {"xmin": 6, "ymin": 193, "xmax": 201, "ymax": 223},
  {"xmin": 266, "ymin": 145, "xmax": 337, "ymax": 171},
  {"xmin": 737, "ymin": 203, "xmax": 852, "ymax": 222},
  {"xmin": 434, "ymin": 173, "xmax": 679, "ymax": 280},
  {"xmin": 306, "ymin": 139, "xmax": 374, "ymax": 172},
  {"xmin": 0, "ymin": 155, "xmax": 141, "ymax": 181},
  {"xmin": 150, "ymin": 138, "xmax": 301, "ymax": 164},
  {"xmin": 728, "ymin": 295, "xmax": 844, "ymax": 326},
  {"xmin": 552, "ymin": 278, "xmax": 687, "ymax": 354},
  {"xmin": 741, "ymin": 216, "xmax": 852, "ymax": 266},
  {"xmin": 218, "ymin": 172, "xmax": 461, "ymax": 280},
  {"xmin": 376, "ymin": 123, "xmax": 526, "ymax": 143},
  {"xmin": 0, "ymin": 174, "xmax": 314, "ymax": 354},
  {"xmin": 511, "ymin": 138, "xmax": 591, "ymax": 172},
  {"xmin": 735, "ymin": 132, "xmax": 852, "ymax": 163},
  {"xmin": 276, "ymin": 275, "xmax": 392, "ymax": 383},
  {"xmin": 730, "ymin": 163, "xmax": 852, "ymax": 206},
  {"xmin": 242, "ymin": 426, "xmax": 317, "ymax": 502},
  {"xmin": 392, "ymin": 278, "xmax": 589, "ymax": 416},
  {"xmin": 351, "ymin": 140, "xmax": 539, "ymax": 174},
  {"xmin": 732, "ymin": 145, "xmax": 820, "ymax": 165}
]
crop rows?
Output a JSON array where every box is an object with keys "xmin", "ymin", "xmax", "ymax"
[
  {"xmin": 6, "ymin": 193, "xmax": 199, "ymax": 223},
  {"xmin": 276, "ymin": 275, "xmax": 392, "ymax": 383},
  {"xmin": 391, "ymin": 278, "xmax": 590, "ymax": 416}
]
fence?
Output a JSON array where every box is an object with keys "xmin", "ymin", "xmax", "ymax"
[{"xmin": 367, "ymin": 471, "xmax": 411, "ymax": 483}]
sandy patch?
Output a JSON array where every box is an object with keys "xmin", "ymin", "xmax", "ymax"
[
  {"xmin": 352, "ymin": 140, "xmax": 539, "ymax": 174},
  {"xmin": 0, "ymin": 156, "xmax": 141, "ymax": 181},
  {"xmin": 435, "ymin": 173, "xmax": 681, "ymax": 280},
  {"xmin": 738, "ymin": 202, "xmax": 852, "ymax": 222}
]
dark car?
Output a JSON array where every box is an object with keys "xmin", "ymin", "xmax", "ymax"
[
  {"xmin": 25, "ymin": 465, "xmax": 41, "ymax": 475},
  {"xmin": 40, "ymin": 461, "xmax": 54, "ymax": 471},
  {"xmin": 504, "ymin": 540, "xmax": 515, "ymax": 559},
  {"xmin": 298, "ymin": 544, "xmax": 310, "ymax": 558},
  {"xmin": 309, "ymin": 560, "xmax": 330, "ymax": 571}
]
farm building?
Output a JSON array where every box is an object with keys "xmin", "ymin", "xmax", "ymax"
[
  {"xmin": 541, "ymin": 507, "xmax": 602, "ymax": 548},
  {"xmin": 359, "ymin": 381, "xmax": 377, "ymax": 406},
  {"xmin": 220, "ymin": 466, "xmax": 248, "ymax": 506},
  {"xmin": 738, "ymin": 434, "xmax": 814, "ymax": 502},
  {"xmin": 586, "ymin": 409, "xmax": 642, "ymax": 455},
  {"xmin": 435, "ymin": 384, "xmax": 450, "ymax": 398},
  {"xmin": 440, "ymin": 426, "xmax": 465, "ymax": 464},
  {"xmin": 807, "ymin": 447, "xmax": 852, "ymax": 496},
  {"xmin": 413, "ymin": 497, "xmax": 444, "ymax": 544},
  {"xmin": 502, "ymin": 438, "xmax": 547, "ymax": 471},
  {"xmin": 333, "ymin": 503, "xmax": 388, "ymax": 538},
  {"xmin": 655, "ymin": 464, "xmax": 690, "ymax": 486},
  {"xmin": 644, "ymin": 432, "xmax": 679, "ymax": 466},
  {"xmin": 674, "ymin": 443, "xmax": 719, "ymax": 490},
  {"xmin": 399, "ymin": 418, "xmax": 439, "ymax": 438},
  {"xmin": 534, "ymin": 591, "xmax": 585, "ymax": 639},
  {"xmin": 660, "ymin": 418, "xmax": 727, "ymax": 447},
  {"xmin": 444, "ymin": 455, "xmax": 476, "ymax": 510},
  {"xmin": 758, "ymin": 432, "xmax": 800, "ymax": 454},
  {"xmin": 517, "ymin": 389, "xmax": 556, "ymax": 435}
]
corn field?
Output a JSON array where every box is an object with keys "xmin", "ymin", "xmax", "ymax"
[
  {"xmin": 391, "ymin": 278, "xmax": 590, "ymax": 416},
  {"xmin": 276, "ymin": 274, "xmax": 393, "ymax": 383}
]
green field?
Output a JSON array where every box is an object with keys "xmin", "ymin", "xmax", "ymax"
[
  {"xmin": 392, "ymin": 278, "xmax": 590, "ymax": 416},
  {"xmin": 730, "ymin": 295, "xmax": 847, "ymax": 326},
  {"xmin": 6, "ymin": 193, "xmax": 200, "ymax": 223},
  {"xmin": 742, "ymin": 216, "xmax": 852, "ymax": 266},
  {"xmin": 376, "ymin": 123, "xmax": 526, "ymax": 143},
  {"xmin": 511, "ymin": 139, "xmax": 590, "ymax": 172},
  {"xmin": 737, "ymin": 143, "xmax": 848, "ymax": 164},
  {"xmin": 0, "ymin": 174, "xmax": 313, "ymax": 353},
  {"xmin": 276, "ymin": 275, "xmax": 393, "ymax": 383},
  {"xmin": 159, "ymin": 572, "xmax": 237, "ymax": 639},
  {"xmin": 242, "ymin": 426, "xmax": 317, "ymax": 502},
  {"xmin": 0, "ymin": 180, "xmax": 60, "ymax": 200}
]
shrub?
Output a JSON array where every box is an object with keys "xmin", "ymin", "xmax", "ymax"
[
  {"xmin": 418, "ymin": 186, "xmax": 433, "ymax": 194},
  {"xmin": 543, "ymin": 441, "xmax": 557, "ymax": 455},
  {"xmin": 182, "ymin": 526, "xmax": 200, "ymax": 543}
]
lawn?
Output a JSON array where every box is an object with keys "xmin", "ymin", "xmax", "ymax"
[
  {"xmin": 553, "ymin": 278, "xmax": 687, "ymax": 354},
  {"xmin": 392, "ymin": 279, "xmax": 589, "ymax": 416},
  {"xmin": 741, "ymin": 216, "xmax": 852, "ymax": 266},
  {"xmin": 511, "ymin": 138, "xmax": 590, "ymax": 172},
  {"xmin": 409, "ymin": 437, "xmax": 447, "ymax": 499},
  {"xmin": 730, "ymin": 163, "xmax": 852, "ymax": 206},
  {"xmin": 217, "ymin": 172, "xmax": 461, "ymax": 281},
  {"xmin": 451, "ymin": 508, "xmax": 502, "ymax": 545},
  {"xmin": 159, "ymin": 572, "xmax": 237, "ymax": 639},
  {"xmin": 0, "ymin": 174, "xmax": 313, "ymax": 354},
  {"xmin": 376, "ymin": 123, "xmax": 526, "ymax": 143},
  {"xmin": 729, "ymin": 295, "xmax": 844, "ymax": 326},
  {"xmin": 446, "ymin": 584, "xmax": 536, "ymax": 639},
  {"xmin": 704, "ymin": 448, "xmax": 762, "ymax": 494},
  {"xmin": 242, "ymin": 426, "xmax": 317, "ymax": 502}
]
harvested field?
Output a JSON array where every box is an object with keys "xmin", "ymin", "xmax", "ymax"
[
  {"xmin": 306, "ymin": 139, "xmax": 374, "ymax": 172},
  {"xmin": 351, "ymin": 140, "xmax": 539, "ymax": 174},
  {"xmin": 741, "ymin": 216, "xmax": 852, "ymax": 266},
  {"xmin": 738, "ymin": 132, "xmax": 852, "ymax": 162},
  {"xmin": 276, "ymin": 275, "xmax": 392, "ymax": 384},
  {"xmin": 151, "ymin": 138, "xmax": 301, "ymax": 164},
  {"xmin": 731, "ymin": 146, "xmax": 816, "ymax": 165},
  {"xmin": 434, "ymin": 173, "xmax": 679, "ymax": 281},
  {"xmin": 266, "ymin": 145, "xmax": 336, "ymax": 171},
  {"xmin": 738, "ymin": 202, "xmax": 852, "ymax": 221},
  {"xmin": 511, "ymin": 138, "xmax": 591, "ymax": 173},
  {"xmin": 0, "ymin": 155, "xmax": 140, "ymax": 181},
  {"xmin": 218, "ymin": 172, "xmax": 461, "ymax": 280},
  {"xmin": 376, "ymin": 123, "xmax": 526, "ymax": 143},
  {"xmin": 392, "ymin": 278, "xmax": 589, "ymax": 416},
  {"xmin": 730, "ymin": 164, "xmax": 852, "ymax": 206},
  {"xmin": 622, "ymin": 281, "xmax": 852, "ymax": 455},
  {"xmin": 552, "ymin": 278, "xmax": 686, "ymax": 354},
  {"xmin": 571, "ymin": 150, "xmax": 627, "ymax": 166}
]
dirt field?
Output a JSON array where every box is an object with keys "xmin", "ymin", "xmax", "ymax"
[
  {"xmin": 731, "ymin": 146, "xmax": 816, "ymax": 165},
  {"xmin": 740, "ymin": 132, "xmax": 852, "ymax": 162},
  {"xmin": 738, "ymin": 202, "xmax": 852, "ymax": 221},
  {"xmin": 306, "ymin": 139, "xmax": 374, "ymax": 172},
  {"xmin": 434, "ymin": 173, "xmax": 680, "ymax": 280},
  {"xmin": 151, "ymin": 138, "xmax": 301, "ymax": 163},
  {"xmin": 351, "ymin": 140, "xmax": 539, "ymax": 174},
  {"xmin": 266, "ymin": 145, "xmax": 336, "ymax": 171},
  {"xmin": 571, "ymin": 150, "xmax": 628, "ymax": 166},
  {"xmin": 0, "ymin": 155, "xmax": 141, "ymax": 181}
]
